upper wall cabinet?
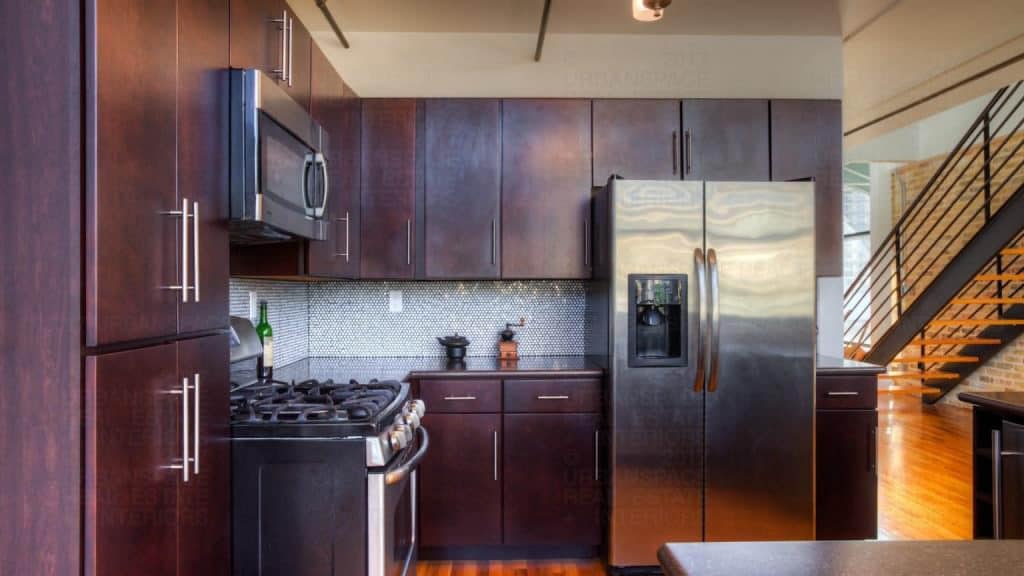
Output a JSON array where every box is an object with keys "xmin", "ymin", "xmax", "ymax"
[
  {"xmin": 502, "ymin": 99, "xmax": 592, "ymax": 280},
  {"xmin": 361, "ymin": 99, "xmax": 418, "ymax": 279},
  {"xmin": 682, "ymin": 99, "xmax": 770, "ymax": 181},
  {"xmin": 593, "ymin": 99, "xmax": 680, "ymax": 185},
  {"xmin": 306, "ymin": 43, "xmax": 361, "ymax": 278},
  {"xmin": 229, "ymin": 0, "xmax": 311, "ymax": 111},
  {"xmin": 770, "ymin": 99, "xmax": 843, "ymax": 277},
  {"xmin": 424, "ymin": 99, "xmax": 502, "ymax": 279}
]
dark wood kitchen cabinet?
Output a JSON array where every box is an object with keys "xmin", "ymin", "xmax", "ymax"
[
  {"xmin": 361, "ymin": 99, "xmax": 418, "ymax": 279},
  {"xmin": 424, "ymin": 99, "xmax": 502, "ymax": 278},
  {"xmin": 502, "ymin": 99, "xmax": 592, "ymax": 279},
  {"xmin": 503, "ymin": 413, "xmax": 602, "ymax": 546},
  {"xmin": 229, "ymin": 0, "xmax": 311, "ymax": 111},
  {"xmin": 682, "ymin": 99, "xmax": 770, "ymax": 181},
  {"xmin": 85, "ymin": 334, "xmax": 230, "ymax": 576},
  {"xmin": 815, "ymin": 372, "xmax": 878, "ymax": 540},
  {"xmin": 88, "ymin": 0, "xmax": 230, "ymax": 346},
  {"xmin": 771, "ymin": 99, "xmax": 843, "ymax": 277},
  {"xmin": 592, "ymin": 99, "xmax": 680, "ymax": 185},
  {"xmin": 306, "ymin": 43, "xmax": 361, "ymax": 278},
  {"xmin": 419, "ymin": 413, "xmax": 503, "ymax": 547}
]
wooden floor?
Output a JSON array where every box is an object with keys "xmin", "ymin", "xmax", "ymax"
[
  {"xmin": 877, "ymin": 393, "xmax": 973, "ymax": 540},
  {"xmin": 418, "ymin": 394, "xmax": 975, "ymax": 574}
]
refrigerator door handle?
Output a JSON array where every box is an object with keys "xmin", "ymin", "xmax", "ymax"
[
  {"xmin": 694, "ymin": 248, "xmax": 707, "ymax": 392},
  {"xmin": 707, "ymin": 248, "xmax": 720, "ymax": 393}
]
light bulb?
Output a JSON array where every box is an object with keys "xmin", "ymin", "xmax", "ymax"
[{"xmin": 633, "ymin": 0, "xmax": 664, "ymax": 22}]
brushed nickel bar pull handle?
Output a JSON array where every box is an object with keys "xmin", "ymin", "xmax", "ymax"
[
  {"xmin": 694, "ymin": 248, "xmax": 706, "ymax": 392},
  {"xmin": 162, "ymin": 389, "xmax": 185, "ymax": 475},
  {"xmin": 537, "ymin": 395, "xmax": 570, "ymax": 400},
  {"xmin": 406, "ymin": 219, "xmax": 412, "ymax": 266},
  {"xmin": 192, "ymin": 201, "xmax": 200, "ymax": 302},
  {"xmin": 193, "ymin": 372, "xmax": 200, "ymax": 476},
  {"xmin": 684, "ymin": 129, "xmax": 692, "ymax": 175},
  {"xmin": 493, "ymin": 430, "xmax": 499, "ymax": 482},
  {"xmin": 270, "ymin": 11, "xmax": 287, "ymax": 80},
  {"xmin": 993, "ymin": 428, "xmax": 1002, "ymax": 539},
  {"xmin": 181, "ymin": 198, "xmax": 190, "ymax": 303},
  {"xmin": 672, "ymin": 130, "xmax": 678, "ymax": 175},
  {"xmin": 182, "ymin": 376, "xmax": 190, "ymax": 483},
  {"xmin": 287, "ymin": 15, "xmax": 294, "ymax": 87},
  {"xmin": 594, "ymin": 429, "xmax": 600, "ymax": 482},
  {"xmin": 491, "ymin": 219, "xmax": 497, "ymax": 265},
  {"xmin": 333, "ymin": 212, "xmax": 350, "ymax": 261},
  {"xmin": 826, "ymin": 391, "xmax": 860, "ymax": 397},
  {"xmin": 443, "ymin": 395, "xmax": 477, "ymax": 401},
  {"xmin": 584, "ymin": 218, "xmax": 590, "ymax": 268}
]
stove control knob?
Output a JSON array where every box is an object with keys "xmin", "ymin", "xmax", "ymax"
[
  {"xmin": 389, "ymin": 428, "xmax": 408, "ymax": 451},
  {"xmin": 406, "ymin": 399, "xmax": 426, "ymax": 418},
  {"xmin": 395, "ymin": 423, "xmax": 413, "ymax": 443},
  {"xmin": 400, "ymin": 409, "xmax": 420, "ymax": 429}
]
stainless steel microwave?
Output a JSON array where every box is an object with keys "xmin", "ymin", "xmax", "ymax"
[{"xmin": 229, "ymin": 68, "xmax": 328, "ymax": 243}]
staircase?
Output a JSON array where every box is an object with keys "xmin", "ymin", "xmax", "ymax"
[{"xmin": 843, "ymin": 81, "xmax": 1024, "ymax": 403}]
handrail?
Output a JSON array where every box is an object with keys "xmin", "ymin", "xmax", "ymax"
[{"xmin": 843, "ymin": 80, "xmax": 1024, "ymax": 358}]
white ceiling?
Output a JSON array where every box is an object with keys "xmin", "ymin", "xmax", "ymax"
[{"xmin": 295, "ymin": 0, "xmax": 841, "ymax": 36}]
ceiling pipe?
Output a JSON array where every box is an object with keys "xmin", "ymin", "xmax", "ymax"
[
  {"xmin": 534, "ymin": 0, "xmax": 552, "ymax": 62},
  {"xmin": 316, "ymin": 0, "xmax": 350, "ymax": 49}
]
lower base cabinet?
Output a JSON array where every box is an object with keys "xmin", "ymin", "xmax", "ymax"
[
  {"xmin": 417, "ymin": 377, "xmax": 603, "ymax": 557},
  {"xmin": 85, "ymin": 334, "xmax": 230, "ymax": 576},
  {"xmin": 503, "ymin": 413, "xmax": 602, "ymax": 546}
]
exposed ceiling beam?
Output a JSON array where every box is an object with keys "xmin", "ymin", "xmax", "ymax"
[
  {"xmin": 534, "ymin": 0, "xmax": 552, "ymax": 62},
  {"xmin": 316, "ymin": 0, "xmax": 350, "ymax": 49}
]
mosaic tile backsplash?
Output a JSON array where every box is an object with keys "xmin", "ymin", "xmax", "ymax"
[
  {"xmin": 229, "ymin": 279, "xmax": 586, "ymax": 361},
  {"xmin": 229, "ymin": 278, "xmax": 309, "ymax": 367}
]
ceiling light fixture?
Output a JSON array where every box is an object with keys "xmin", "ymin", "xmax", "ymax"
[{"xmin": 633, "ymin": 0, "xmax": 672, "ymax": 22}]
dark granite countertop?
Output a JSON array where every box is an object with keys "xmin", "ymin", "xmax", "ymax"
[
  {"xmin": 958, "ymin": 391, "xmax": 1024, "ymax": 420},
  {"xmin": 658, "ymin": 540, "xmax": 1024, "ymax": 576},
  {"xmin": 232, "ymin": 356, "xmax": 604, "ymax": 386},
  {"xmin": 816, "ymin": 354, "xmax": 885, "ymax": 376}
]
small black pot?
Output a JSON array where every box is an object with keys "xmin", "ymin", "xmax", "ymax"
[{"xmin": 437, "ymin": 334, "xmax": 470, "ymax": 360}]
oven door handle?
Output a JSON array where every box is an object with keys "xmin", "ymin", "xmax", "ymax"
[{"xmin": 385, "ymin": 426, "xmax": 429, "ymax": 486}]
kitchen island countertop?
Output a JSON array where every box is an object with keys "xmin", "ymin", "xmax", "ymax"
[
  {"xmin": 816, "ymin": 354, "xmax": 885, "ymax": 377},
  {"xmin": 958, "ymin": 390, "xmax": 1024, "ymax": 420},
  {"xmin": 658, "ymin": 540, "xmax": 1024, "ymax": 576}
]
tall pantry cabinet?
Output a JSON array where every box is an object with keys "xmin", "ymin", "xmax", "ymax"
[{"xmin": 84, "ymin": 0, "xmax": 230, "ymax": 575}]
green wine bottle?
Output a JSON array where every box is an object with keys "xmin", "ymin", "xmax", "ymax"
[{"xmin": 255, "ymin": 300, "xmax": 274, "ymax": 380}]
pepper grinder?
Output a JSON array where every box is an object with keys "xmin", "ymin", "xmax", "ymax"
[{"xmin": 499, "ymin": 317, "xmax": 525, "ymax": 361}]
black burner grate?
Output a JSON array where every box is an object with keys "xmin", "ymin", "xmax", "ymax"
[{"xmin": 230, "ymin": 378, "xmax": 402, "ymax": 424}]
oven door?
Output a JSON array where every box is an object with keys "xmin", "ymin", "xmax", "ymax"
[
  {"xmin": 368, "ymin": 427, "xmax": 430, "ymax": 576},
  {"xmin": 258, "ymin": 114, "xmax": 327, "ymax": 238}
]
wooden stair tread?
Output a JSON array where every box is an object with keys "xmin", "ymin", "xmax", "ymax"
[
  {"xmin": 881, "ymin": 371, "xmax": 960, "ymax": 381},
  {"xmin": 950, "ymin": 297, "xmax": 1024, "ymax": 305},
  {"xmin": 907, "ymin": 337, "xmax": 1000, "ymax": 346},
  {"xmin": 974, "ymin": 273, "xmax": 1024, "ymax": 282},
  {"xmin": 930, "ymin": 318, "xmax": 1024, "ymax": 327},
  {"xmin": 892, "ymin": 355, "xmax": 980, "ymax": 363},
  {"xmin": 1001, "ymin": 247, "xmax": 1024, "ymax": 256},
  {"xmin": 878, "ymin": 384, "xmax": 941, "ymax": 395}
]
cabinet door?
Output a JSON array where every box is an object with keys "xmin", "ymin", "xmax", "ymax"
[
  {"xmin": 228, "ymin": 0, "xmax": 283, "ymax": 77},
  {"xmin": 361, "ymin": 99, "xmax": 417, "ymax": 279},
  {"xmin": 307, "ymin": 44, "xmax": 361, "ymax": 278},
  {"xmin": 85, "ymin": 344, "xmax": 179, "ymax": 576},
  {"xmin": 592, "ymin": 99, "xmax": 680, "ymax": 185},
  {"xmin": 87, "ymin": 0, "xmax": 178, "ymax": 346},
  {"xmin": 503, "ymin": 413, "xmax": 601, "ymax": 546},
  {"xmin": 683, "ymin": 99, "xmax": 770, "ymax": 181},
  {"xmin": 177, "ymin": 334, "xmax": 231, "ymax": 575},
  {"xmin": 178, "ymin": 0, "xmax": 230, "ymax": 334},
  {"xmin": 770, "ymin": 99, "xmax": 842, "ymax": 277},
  {"xmin": 277, "ymin": 0, "xmax": 311, "ymax": 111},
  {"xmin": 424, "ymin": 99, "xmax": 501, "ymax": 279},
  {"xmin": 502, "ymin": 99, "xmax": 592, "ymax": 279},
  {"xmin": 419, "ymin": 414, "xmax": 503, "ymax": 547},
  {"xmin": 816, "ymin": 410, "xmax": 878, "ymax": 540}
]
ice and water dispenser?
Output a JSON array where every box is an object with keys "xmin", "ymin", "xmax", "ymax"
[{"xmin": 627, "ymin": 274, "xmax": 687, "ymax": 367}]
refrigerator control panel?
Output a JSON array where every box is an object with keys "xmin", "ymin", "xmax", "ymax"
[{"xmin": 627, "ymin": 274, "xmax": 687, "ymax": 368}]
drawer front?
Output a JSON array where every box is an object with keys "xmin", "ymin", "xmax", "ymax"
[
  {"xmin": 503, "ymin": 378, "xmax": 602, "ymax": 413},
  {"xmin": 419, "ymin": 379, "xmax": 501, "ymax": 413},
  {"xmin": 817, "ymin": 375, "xmax": 877, "ymax": 410}
]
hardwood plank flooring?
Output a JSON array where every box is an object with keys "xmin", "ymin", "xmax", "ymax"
[
  {"xmin": 877, "ymin": 393, "xmax": 973, "ymax": 540},
  {"xmin": 416, "ymin": 559, "xmax": 607, "ymax": 576}
]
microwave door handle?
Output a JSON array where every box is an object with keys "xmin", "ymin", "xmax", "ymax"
[
  {"xmin": 301, "ymin": 154, "xmax": 314, "ymax": 216},
  {"xmin": 317, "ymin": 154, "xmax": 329, "ymax": 218}
]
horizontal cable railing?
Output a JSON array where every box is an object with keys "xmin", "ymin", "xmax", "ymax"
[{"xmin": 843, "ymin": 81, "xmax": 1024, "ymax": 359}]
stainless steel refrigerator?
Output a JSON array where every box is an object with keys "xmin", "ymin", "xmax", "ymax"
[{"xmin": 591, "ymin": 179, "xmax": 816, "ymax": 570}]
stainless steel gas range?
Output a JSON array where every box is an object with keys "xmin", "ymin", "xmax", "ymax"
[{"xmin": 230, "ymin": 377, "xmax": 428, "ymax": 576}]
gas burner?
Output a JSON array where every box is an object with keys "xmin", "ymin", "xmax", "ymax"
[{"xmin": 230, "ymin": 378, "xmax": 403, "ymax": 424}]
